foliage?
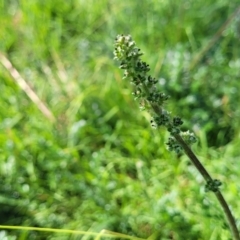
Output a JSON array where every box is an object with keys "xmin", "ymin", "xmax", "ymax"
[{"xmin": 0, "ymin": 0, "xmax": 240, "ymax": 239}]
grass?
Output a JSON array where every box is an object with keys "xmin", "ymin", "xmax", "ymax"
[{"xmin": 0, "ymin": 0, "xmax": 240, "ymax": 239}]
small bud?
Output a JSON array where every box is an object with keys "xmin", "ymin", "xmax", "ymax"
[
  {"xmin": 181, "ymin": 131, "xmax": 197, "ymax": 145},
  {"xmin": 168, "ymin": 126, "xmax": 181, "ymax": 135},
  {"xmin": 173, "ymin": 117, "xmax": 183, "ymax": 126},
  {"xmin": 205, "ymin": 179, "xmax": 222, "ymax": 192},
  {"xmin": 166, "ymin": 136, "xmax": 183, "ymax": 153}
]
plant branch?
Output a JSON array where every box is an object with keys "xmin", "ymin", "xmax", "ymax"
[
  {"xmin": 173, "ymin": 133, "xmax": 211, "ymax": 181},
  {"xmin": 174, "ymin": 133, "xmax": 239, "ymax": 240},
  {"xmin": 114, "ymin": 34, "xmax": 240, "ymax": 240},
  {"xmin": 216, "ymin": 191, "xmax": 240, "ymax": 240},
  {"xmin": 154, "ymin": 106, "xmax": 240, "ymax": 239}
]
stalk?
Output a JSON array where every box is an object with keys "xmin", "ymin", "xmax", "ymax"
[{"xmin": 113, "ymin": 35, "xmax": 239, "ymax": 240}]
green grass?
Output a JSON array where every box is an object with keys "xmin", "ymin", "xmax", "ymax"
[{"xmin": 0, "ymin": 0, "xmax": 240, "ymax": 239}]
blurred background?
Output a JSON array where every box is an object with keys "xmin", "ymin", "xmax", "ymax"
[{"xmin": 1, "ymin": 0, "xmax": 240, "ymax": 239}]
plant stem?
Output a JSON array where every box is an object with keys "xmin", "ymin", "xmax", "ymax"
[
  {"xmin": 215, "ymin": 191, "xmax": 240, "ymax": 240},
  {"xmin": 173, "ymin": 133, "xmax": 212, "ymax": 181},
  {"xmin": 173, "ymin": 132, "xmax": 239, "ymax": 240},
  {"xmin": 114, "ymin": 34, "xmax": 239, "ymax": 239},
  {"xmin": 148, "ymin": 98, "xmax": 240, "ymax": 239}
]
